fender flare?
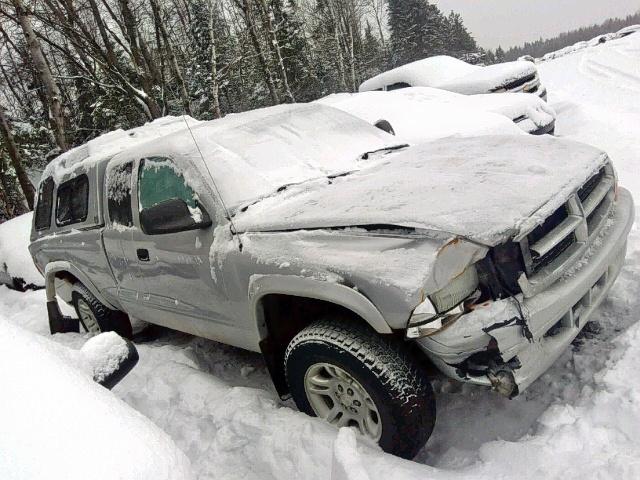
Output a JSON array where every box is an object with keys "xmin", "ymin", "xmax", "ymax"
[
  {"xmin": 248, "ymin": 274, "xmax": 393, "ymax": 335},
  {"xmin": 44, "ymin": 261, "xmax": 117, "ymax": 310}
]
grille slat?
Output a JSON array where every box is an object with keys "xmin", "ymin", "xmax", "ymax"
[{"xmin": 522, "ymin": 164, "xmax": 614, "ymax": 278}]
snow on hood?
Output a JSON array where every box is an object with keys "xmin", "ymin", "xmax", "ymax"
[
  {"xmin": 437, "ymin": 61, "xmax": 538, "ymax": 94},
  {"xmin": 234, "ymin": 135, "xmax": 608, "ymax": 246},
  {"xmin": 315, "ymin": 91, "xmax": 523, "ymax": 143}
]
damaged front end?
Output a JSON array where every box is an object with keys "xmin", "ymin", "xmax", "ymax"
[{"xmin": 411, "ymin": 173, "xmax": 634, "ymax": 398}]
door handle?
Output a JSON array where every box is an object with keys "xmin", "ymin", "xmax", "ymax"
[{"xmin": 137, "ymin": 248, "xmax": 150, "ymax": 262}]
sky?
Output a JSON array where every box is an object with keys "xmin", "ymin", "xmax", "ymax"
[{"xmin": 431, "ymin": 0, "xmax": 640, "ymax": 49}]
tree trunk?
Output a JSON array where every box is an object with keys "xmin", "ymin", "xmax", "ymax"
[
  {"xmin": 236, "ymin": 0, "xmax": 280, "ymax": 104},
  {"xmin": 257, "ymin": 0, "xmax": 295, "ymax": 102},
  {"xmin": 209, "ymin": 0, "xmax": 223, "ymax": 118},
  {"xmin": 12, "ymin": 0, "xmax": 68, "ymax": 152},
  {"xmin": 0, "ymin": 104, "xmax": 35, "ymax": 210},
  {"xmin": 149, "ymin": 0, "xmax": 192, "ymax": 115}
]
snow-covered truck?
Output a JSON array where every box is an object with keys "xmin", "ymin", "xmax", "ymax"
[
  {"xmin": 360, "ymin": 55, "xmax": 548, "ymax": 101},
  {"xmin": 28, "ymin": 104, "xmax": 634, "ymax": 458}
]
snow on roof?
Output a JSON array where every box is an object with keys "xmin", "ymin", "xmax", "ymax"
[
  {"xmin": 115, "ymin": 103, "xmax": 399, "ymax": 211},
  {"xmin": 234, "ymin": 135, "xmax": 607, "ymax": 245},
  {"xmin": 315, "ymin": 91, "xmax": 523, "ymax": 143},
  {"xmin": 359, "ymin": 56, "xmax": 478, "ymax": 92},
  {"xmin": 359, "ymin": 56, "xmax": 537, "ymax": 95},
  {"xmin": 42, "ymin": 115, "xmax": 201, "ymax": 182}
]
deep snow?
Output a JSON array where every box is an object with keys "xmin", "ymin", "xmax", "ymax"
[{"xmin": 2, "ymin": 31, "xmax": 640, "ymax": 480}]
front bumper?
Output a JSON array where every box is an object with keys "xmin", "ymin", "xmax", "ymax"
[{"xmin": 416, "ymin": 188, "xmax": 634, "ymax": 395}]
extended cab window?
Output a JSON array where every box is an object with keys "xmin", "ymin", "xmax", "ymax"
[
  {"xmin": 137, "ymin": 157, "xmax": 211, "ymax": 235},
  {"xmin": 107, "ymin": 162, "xmax": 133, "ymax": 227},
  {"xmin": 56, "ymin": 174, "xmax": 89, "ymax": 226},
  {"xmin": 35, "ymin": 177, "xmax": 54, "ymax": 230}
]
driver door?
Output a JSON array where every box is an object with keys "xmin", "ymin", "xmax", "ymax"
[{"xmin": 131, "ymin": 156, "xmax": 234, "ymax": 338}]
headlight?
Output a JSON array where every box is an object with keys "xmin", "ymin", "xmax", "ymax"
[{"xmin": 406, "ymin": 266, "xmax": 479, "ymax": 339}]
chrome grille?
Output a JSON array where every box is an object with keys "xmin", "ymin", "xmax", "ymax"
[{"xmin": 517, "ymin": 162, "xmax": 616, "ymax": 297}]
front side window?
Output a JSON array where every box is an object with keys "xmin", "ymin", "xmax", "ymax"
[
  {"xmin": 35, "ymin": 177, "xmax": 54, "ymax": 230},
  {"xmin": 137, "ymin": 157, "xmax": 211, "ymax": 235},
  {"xmin": 107, "ymin": 161, "xmax": 133, "ymax": 227},
  {"xmin": 56, "ymin": 174, "xmax": 89, "ymax": 226},
  {"xmin": 138, "ymin": 158, "xmax": 197, "ymax": 211}
]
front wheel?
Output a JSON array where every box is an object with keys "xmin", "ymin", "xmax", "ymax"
[{"xmin": 284, "ymin": 319, "xmax": 436, "ymax": 459}]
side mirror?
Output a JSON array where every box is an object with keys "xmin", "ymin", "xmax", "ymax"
[{"xmin": 140, "ymin": 198, "xmax": 212, "ymax": 235}]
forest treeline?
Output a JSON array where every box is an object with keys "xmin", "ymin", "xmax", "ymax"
[
  {"xmin": 498, "ymin": 11, "xmax": 640, "ymax": 61},
  {"xmin": 0, "ymin": 0, "xmax": 477, "ymax": 218}
]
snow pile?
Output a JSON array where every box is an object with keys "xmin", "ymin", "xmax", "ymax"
[
  {"xmin": 0, "ymin": 316, "xmax": 193, "ymax": 480},
  {"xmin": 0, "ymin": 212, "xmax": 42, "ymax": 287},
  {"xmin": 359, "ymin": 56, "xmax": 537, "ymax": 95}
]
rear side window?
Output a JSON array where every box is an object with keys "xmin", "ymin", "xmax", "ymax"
[
  {"xmin": 35, "ymin": 177, "xmax": 54, "ymax": 230},
  {"xmin": 107, "ymin": 162, "xmax": 133, "ymax": 227},
  {"xmin": 56, "ymin": 174, "xmax": 89, "ymax": 226}
]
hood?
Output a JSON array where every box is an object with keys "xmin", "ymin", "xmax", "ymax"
[
  {"xmin": 437, "ymin": 61, "xmax": 537, "ymax": 95},
  {"xmin": 234, "ymin": 135, "xmax": 608, "ymax": 246}
]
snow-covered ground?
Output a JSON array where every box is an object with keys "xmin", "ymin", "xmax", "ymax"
[{"xmin": 2, "ymin": 32, "xmax": 640, "ymax": 480}]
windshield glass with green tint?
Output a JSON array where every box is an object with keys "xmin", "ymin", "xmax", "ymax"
[{"xmin": 138, "ymin": 157, "xmax": 197, "ymax": 211}]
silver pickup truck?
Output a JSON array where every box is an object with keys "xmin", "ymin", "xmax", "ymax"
[{"xmin": 29, "ymin": 104, "xmax": 634, "ymax": 458}]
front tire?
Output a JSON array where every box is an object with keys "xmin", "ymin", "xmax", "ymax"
[
  {"xmin": 284, "ymin": 319, "xmax": 436, "ymax": 459},
  {"xmin": 71, "ymin": 283, "xmax": 132, "ymax": 338}
]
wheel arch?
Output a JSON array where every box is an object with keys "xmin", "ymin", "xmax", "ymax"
[
  {"xmin": 248, "ymin": 274, "xmax": 393, "ymax": 398},
  {"xmin": 44, "ymin": 261, "xmax": 117, "ymax": 309}
]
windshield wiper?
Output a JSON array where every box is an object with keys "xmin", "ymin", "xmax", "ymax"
[{"xmin": 359, "ymin": 144, "xmax": 409, "ymax": 160}]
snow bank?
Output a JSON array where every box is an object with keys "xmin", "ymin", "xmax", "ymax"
[
  {"xmin": 0, "ymin": 317, "xmax": 193, "ymax": 480},
  {"xmin": 0, "ymin": 212, "xmax": 42, "ymax": 287}
]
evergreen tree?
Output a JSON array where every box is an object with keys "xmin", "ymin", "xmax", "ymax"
[
  {"xmin": 388, "ymin": 0, "xmax": 448, "ymax": 67},
  {"xmin": 495, "ymin": 45, "xmax": 506, "ymax": 62},
  {"xmin": 445, "ymin": 11, "xmax": 477, "ymax": 55}
]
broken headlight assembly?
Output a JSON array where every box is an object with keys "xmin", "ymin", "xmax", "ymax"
[{"xmin": 406, "ymin": 266, "xmax": 480, "ymax": 339}]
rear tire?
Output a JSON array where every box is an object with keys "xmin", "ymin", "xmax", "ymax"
[
  {"xmin": 284, "ymin": 319, "xmax": 436, "ymax": 459},
  {"xmin": 71, "ymin": 283, "xmax": 132, "ymax": 338}
]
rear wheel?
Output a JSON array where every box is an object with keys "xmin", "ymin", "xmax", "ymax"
[
  {"xmin": 71, "ymin": 283, "xmax": 132, "ymax": 338},
  {"xmin": 285, "ymin": 319, "xmax": 436, "ymax": 459}
]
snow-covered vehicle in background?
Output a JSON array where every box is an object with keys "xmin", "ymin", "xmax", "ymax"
[
  {"xmin": 316, "ymin": 91, "xmax": 524, "ymax": 143},
  {"xmin": 318, "ymin": 86, "xmax": 555, "ymax": 138},
  {"xmin": 359, "ymin": 55, "xmax": 548, "ymax": 100},
  {"xmin": 28, "ymin": 104, "xmax": 633, "ymax": 458},
  {"xmin": 0, "ymin": 320, "xmax": 191, "ymax": 480},
  {"xmin": 0, "ymin": 212, "xmax": 44, "ymax": 290},
  {"xmin": 617, "ymin": 24, "xmax": 640, "ymax": 38}
]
